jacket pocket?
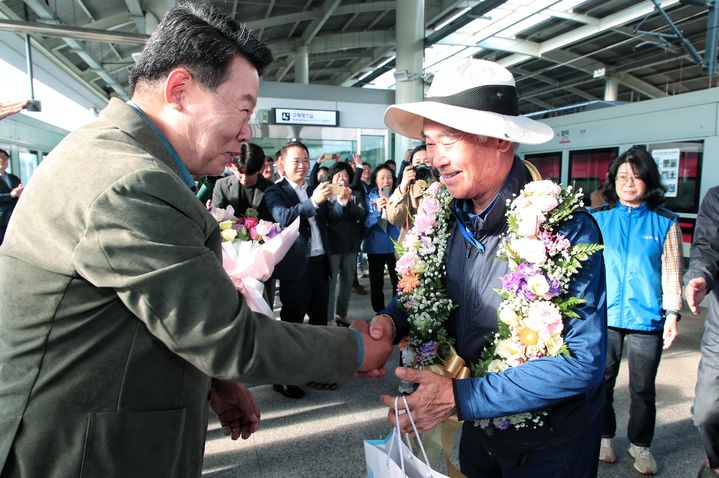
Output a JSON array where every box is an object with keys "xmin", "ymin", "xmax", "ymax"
[{"xmin": 80, "ymin": 408, "xmax": 186, "ymax": 478}]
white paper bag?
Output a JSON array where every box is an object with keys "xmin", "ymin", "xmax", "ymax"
[{"xmin": 364, "ymin": 397, "xmax": 450, "ymax": 478}]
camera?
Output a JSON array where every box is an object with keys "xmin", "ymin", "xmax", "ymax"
[
  {"xmin": 23, "ymin": 100, "xmax": 42, "ymax": 112},
  {"xmin": 413, "ymin": 165, "xmax": 438, "ymax": 183}
]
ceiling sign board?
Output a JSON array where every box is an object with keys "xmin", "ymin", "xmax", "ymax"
[{"xmin": 271, "ymin": 108, "xmax": 339, "ymax": 127}]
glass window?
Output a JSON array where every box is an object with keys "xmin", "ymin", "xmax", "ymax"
[
  {"xmin": 646, "ymin": 141, "xmax": 703, "ymax": 214},
  {"xmin": 568, "ymin": 147, "xmax": 619, "ymax": 205},
  {"xmin": 523, "ymin": 152, "xmax": 561, "ymax": 182},
  {"xmin": 18, "ymin": 151, "xmax": 38, "ymax": 184},
  {"xmin": 361, "ymin": 135, "xmax": 385, "ymax": 168}
]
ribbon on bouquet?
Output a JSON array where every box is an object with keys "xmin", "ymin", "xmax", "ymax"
[{"xmin": 421, "ymin": 344, "xmax": 470, "ymax": 478}]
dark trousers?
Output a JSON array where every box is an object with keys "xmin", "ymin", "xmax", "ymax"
[
  {"xmin": 693, "ymin": 309, "xmax": 719, "ymax": 468},
  {"xmin": 0, "ymin": 225, "xmax": 6, "ymax": 245},
  {"xmin": 278, "ymin": 255, "xmax": 329, "ymax": 326},
  {"xmin": 367, "ymin": 253, "xmax": 398, "ymax": 313},
  {"xmin": 458, "ymin": 407, "xmax": 602, "ymax": 478},
  {"xmin": 603, "ymin": 327, "xmax": 663, "ymax": 446}
]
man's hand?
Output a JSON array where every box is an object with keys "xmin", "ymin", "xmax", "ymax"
[
  {"xmin": 685, "ymin": 277, "xmax": 708, "ymax": 314},
  {"xmin": 351, "ymin": 319, "xmax": 393, "ymax": 378},
  {"xmin": 352, "ymin": 153, "xmax": 362, "ymax": 166},
  {"xmin": 10, "ymin": 184, "xmax": 23, "ymax": 198},
  {"xmin": 368, "ymin": 314, "xmax": 394, "ymax": 342},
  {"xmin": 0, "ymin": 99, "xmax": 28, "ymax": 121},
  {"xmin": 381, "ymin": 367, "xmax": 456, "ymax": 434},
  {"xmin": 311, "ymin": 181, "xmax": 333, "ymax": 205},
  {"xmin": 209, "ymin": 379, "xmax": 260, "ymax": 440}
]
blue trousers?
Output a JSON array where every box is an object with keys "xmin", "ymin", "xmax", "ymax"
[
  {"xmin": 693, "ymin": 307, "xmax": 719, "ymax": 468},
  {"xmin": 458, "ymin": 407, "xmax": 602, "ymax": 478},
  {"xmin": 602, "ymin": 327, "xmax": 663, "ymax": 446}
]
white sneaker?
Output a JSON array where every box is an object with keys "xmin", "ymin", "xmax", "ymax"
[
  {"xmin": 628, "ymin": 444, "xmax": 657, "ymax": 475},
  {"xmin": 599, "ymin": 438, "xmax": 616, "ymax": 463}
]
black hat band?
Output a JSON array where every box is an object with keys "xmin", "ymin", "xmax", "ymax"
[{"xmin": 426, "ymin": 85, "xmax": 519, "ymax": 116}]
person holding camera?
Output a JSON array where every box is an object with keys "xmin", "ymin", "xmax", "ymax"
[{"xmin": 386, "ymin": 144, "xmax": 432, "ymax": 243}]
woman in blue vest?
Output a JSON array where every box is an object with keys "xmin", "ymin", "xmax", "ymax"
[
  {"xmin": 590, "ymin": 147, "xmax": 683, "ymax": 475},
  {"xmin": 363, "ymin": 164, "xmax": 400, "ymax": 313}
]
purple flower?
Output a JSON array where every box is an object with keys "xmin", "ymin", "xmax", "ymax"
[
  {"xmin": 496, "ymin": 418, "xmax": 513, "ymax": 431},
  {"xmin": 420, "ymin": 340, "xmax": 438, "ymax": 357},
  {"xmin": 547, "ymin": 277, "xmax": 561, "ymax": 298},
  {"xmin": 502, "ymin": 263, "xmax": 542, "ymax": 300}
]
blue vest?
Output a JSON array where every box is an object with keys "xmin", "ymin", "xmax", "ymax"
[{"xmin": 590, "ymin": 202, "xmax": 676, "ymax": 331}]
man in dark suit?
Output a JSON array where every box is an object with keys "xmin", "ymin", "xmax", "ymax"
[
  {"xmin": 212, "ymin": 142, "xmax": 272, "ymax": 220},
  {"xmin": 0, "ymin": 148, "xmax": 23, "ymax": 244},
  {"xmin": 265, "ymin": 140, "xmax": 350, "ymax": 399}
]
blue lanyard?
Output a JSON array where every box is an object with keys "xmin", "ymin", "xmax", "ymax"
[
  {"xmin": 455, "ymin": 214, "xmax": 485, "ymax": 253},
  {"xmin": 451, "ymin": 194, "xmax": 500, "ymax": 254},
  {"xmin": 126, "ymin": 101, "xmax": 195, "ymax": 189}
]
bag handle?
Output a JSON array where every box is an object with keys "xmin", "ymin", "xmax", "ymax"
[
  {"xmin": 388, "ymin": 396, "xmax": 434, "ymax": 476},
  {"xmin": 387, "ymin": 397, "xmax": 406, "ymax": 474},
  {"xmin": 402, "ymin": 396, "xmax": 432, "ymax": 468}
]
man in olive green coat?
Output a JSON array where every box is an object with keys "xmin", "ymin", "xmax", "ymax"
[{"xmin": 0, "ymin": 5, "xmax": 391, "ymax": 477}]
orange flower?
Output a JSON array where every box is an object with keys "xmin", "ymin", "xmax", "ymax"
[{"xmin": 399, "ymin": 273, "xmax": 419, "ymax": 293}]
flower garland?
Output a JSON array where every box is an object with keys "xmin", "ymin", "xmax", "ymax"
[
  {"xmin": 394, "ymin": 181, "xmax": 456, "ymax": 367},
  {"xmin": 394, "ymin": 179, "xmax": 602, "ymax": 432}
]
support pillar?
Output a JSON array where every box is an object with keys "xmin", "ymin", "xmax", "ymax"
[
  {"xmin": 294, "ymin": 46, "xmax": 309, "ymax": 84},
  {"xmin": 394, "ymin": 0, "xmax": 424, "ymax": 161},
  {"xmin": 604, "ymin": 77, "xmax": 618, "ymax": 101}
]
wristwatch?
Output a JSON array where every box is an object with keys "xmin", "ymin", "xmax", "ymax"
[{"xmin": 665, "ymin": 310, "xmax": 682, "ymax": 322}]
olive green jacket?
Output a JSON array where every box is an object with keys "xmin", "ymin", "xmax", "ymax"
[{"xmin": 0, "ymin": 98, "xmax": 358, "ymax": 477}]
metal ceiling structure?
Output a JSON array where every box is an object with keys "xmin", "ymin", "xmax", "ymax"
[{"xmin": 0, "ymin": 0, "xmax": 716, "ymax": 115}]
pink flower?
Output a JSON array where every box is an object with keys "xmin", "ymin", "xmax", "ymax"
[
  {"xmin": 419, "ymin": 197, "xmax": 440, "ymax": 216},
  {"xmin": 414, "ymin": 214, "xmax": 436, "ymax": 235},
  {"xmin": 525, "ymin": 301, "xmax": 564, "ymax": 337},
  {"xmin": 396, "ymin": 251, "xmax": 417, "ymax": 276},
  {"xmin": 254, "ymin": 220, "xmax": 274, "ymax": 238},
  {"xmin": 244, "ymin": 217, "xmax": 259, "ymax": 231}
]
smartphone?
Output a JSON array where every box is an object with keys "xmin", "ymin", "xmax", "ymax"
[
  {"xmin": 24, "ymin": 100, "xmax": 42, "ymax": 112},
  {"xmin": 331, "ymin": 183, "xmax": 345, "ymax": 197},
  {"xmin": 380, "ymin": 186, "xmax": 391, "ymax": 198}
]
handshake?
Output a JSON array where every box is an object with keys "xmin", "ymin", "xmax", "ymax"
[{"xmin": 350, "ymin": 315, "xmax": 396, "ymax": 377}]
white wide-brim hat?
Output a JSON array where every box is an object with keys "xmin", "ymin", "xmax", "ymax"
[{"xmin": 384, "ymin": 59, "xmax": 554, "ymax": 145}]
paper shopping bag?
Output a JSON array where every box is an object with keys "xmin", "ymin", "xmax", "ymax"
[{"xmin": 364, "ymin": 397, "xmax": 450, "ymax": 478}]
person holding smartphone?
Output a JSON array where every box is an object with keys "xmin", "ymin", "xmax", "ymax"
[{"xmin": 362, "ymin": 164, "xmax": 400, "ymax": 313}]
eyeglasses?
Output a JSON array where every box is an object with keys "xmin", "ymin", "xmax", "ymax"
[{"xmin": 615, "ymin": 174, "xmax": 643, "ymax": 184}]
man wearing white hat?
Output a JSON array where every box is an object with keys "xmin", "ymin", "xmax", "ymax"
[{"xmin": 368, "ymin": 59, "xmax": 607, "ymax": 477}]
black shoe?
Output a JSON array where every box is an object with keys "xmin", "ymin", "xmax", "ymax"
[
  {"xmin": 335, "ymin": 316, "xmax": 351, "ymax": 327},
  {"xmin": 352, "ymin": 285, "xmax": 368, "ymax": 295},
  {"xmin": 272, "ymin": 384, "xmax": 305, "ymax": 399}
]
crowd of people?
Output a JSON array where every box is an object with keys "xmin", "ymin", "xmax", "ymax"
[{"xmin": 0, "ymin": 3, "xmax": 717, "ymax": 478}]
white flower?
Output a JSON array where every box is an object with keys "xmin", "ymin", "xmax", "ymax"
[
  {"xmin": 511, "ymin": 237, "xmax": 547, "ymax": 264},
  {"xmin": 495, "ymin": 339, "xmax": 522, "ymax": 359},
  {"xmin": 546, "ymin": 335, "xmax": 565, "ymax": 355},
  {"xmin": 499, "ymin": 306, "xmax": 520, "ymax": 326},
  {"xmin": 526, "ymin": 275, "xmax": 550, "ymax": 298},
  {"xmin": 487, "ymin": 359, "xmax": 509, "ymax": 373}
]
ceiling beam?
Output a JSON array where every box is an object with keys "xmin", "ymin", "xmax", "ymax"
[
  {"xmin": 246, "ymin": 1, "xmax": 395, "ymax": 31},
  {"xmin": 301, "ymin": 0, "xmax": 341, "ymax": 46},
  {"xmin": 498, "ymin": 0, "xmax": 681, "ymax": 68},
  {"xmin": 0, "ymin": 19, "xmax": 148, "ymax": 45}
]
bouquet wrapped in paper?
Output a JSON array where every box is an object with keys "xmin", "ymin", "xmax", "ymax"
[{"xmin": 210, "ymin": 206, "xmax": 300, "ymax": 317}]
